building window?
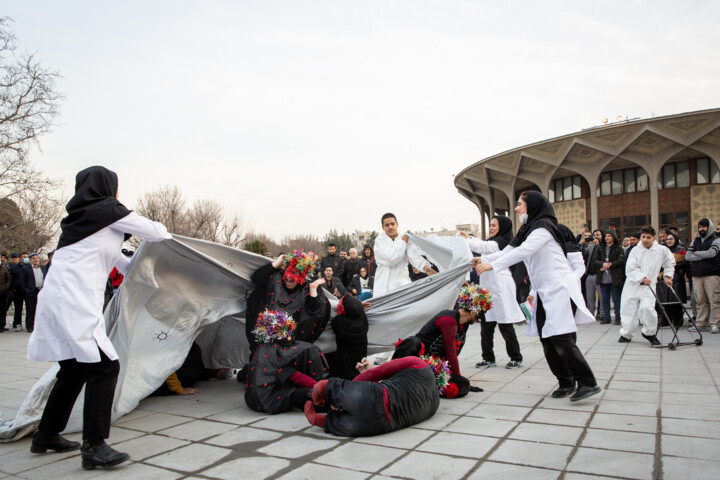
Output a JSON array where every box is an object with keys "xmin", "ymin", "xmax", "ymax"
[
  {"xmin": 659, "ymin": 161, "xmax": 690, "ymax": 189},
  {"xmin": 599, "ymin": 167, "xmax": 648, "ymax": 196},
  {"xmin": 660, "ymin": 211, "xmax": 690, "ymax": 244},
  {"xmin": 600, "ymin": 173, "xmax": 611, "ymax": 196},
  {"xmin": 359, "ymin": 235, "xmax": 364, "ymax": 240},
  {"xmin": 636, "ymin": 169, "xmax": 648, "ymax": 191},
  {"xmin": 548, "ymin": 175, "xmax": 582, "ymax": 203},
  {"xmin": 697, "ymin": 158, "xmax": 720, "ymax": 185},
  {"xmin": 624, "ymin": 169, "xmax": 636, "ymax": 193},
  {"xmin": 611, "ymin": 170, "xmax": 623, "ymax": 195},
  {"xmin": 572, "ymin": 176, "xmax": 581, "ymax": 198}
]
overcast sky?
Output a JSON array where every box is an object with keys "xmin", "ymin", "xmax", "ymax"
[{"xmin": 5, "ymin": 0, "xmax": 720, "ymax": 240}]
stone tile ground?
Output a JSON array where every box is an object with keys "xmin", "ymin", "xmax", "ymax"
[{"xmin": 1, "ymin": 321, "xmax": 719, "ymax": 479}]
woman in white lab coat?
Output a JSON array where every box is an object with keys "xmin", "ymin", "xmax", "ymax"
[
  {"xmin": 475, "ymin": 191, "xmax": 600, "ymax": 402},
  {"xmin": 463, "ymin": 215, "xmax": 524, "ymax": 369},
  {"xmin": 28, "ymin": 166, "xmax": 171, "ymax": 470}
]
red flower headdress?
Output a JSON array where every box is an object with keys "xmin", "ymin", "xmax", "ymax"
[
  {"xmin": 456, "ymin": 283, "xmax": 493, "ymax": 313},
  {"xmin": 282, "ymin": 249, "xmax": 316, "ymax": 285}
]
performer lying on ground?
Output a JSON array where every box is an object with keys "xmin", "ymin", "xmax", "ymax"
[
  {"xmin": 151, "ymin": 342, "xmax": 232, "ymax": 396},
  {"xmin": 462, "ymin": 215, "xmax": 524, "ymax": 369},
  {"xmin": 475, "ymin": 191, "xmax": 601, "ymax": 402},
  {"xmin": 242, "ymin": 250, "xmax": 329, "ymax": 379},
  {"xmin": 619, "ymin": 227, "xmax": 674, "ymax": 345},
  {"xmin": 244, "ymin": 310, "xmax": 329, "ymax": 414},
  {"xmin": 326, "ymin": 294, "xmax": 368, "ymax": 380},
  {"xmin": 303, "ymin": 354, "xmax": 439, "ymax": 436}
]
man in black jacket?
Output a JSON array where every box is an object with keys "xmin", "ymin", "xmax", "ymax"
[
  {"xmin": 342, "ymin": 248, "xmax": 360, "ymax": 288},
  {"xmin": 593, "ymin": 229, "xmax": 625, "ymax": 325},
  {"xmin": 320, "ymin": 243, "xmax": 344, "ymax": 282},
  {"xmin": 686, "ymin": 218, "xmax": 720, "ymax": 334},
  {"xmin": 20, "ymin": 253, "xmax": 48, "ymax": 332},
  {"xmin": 8, "ymin": 253, "xmax": 27, "ymax": 331}
]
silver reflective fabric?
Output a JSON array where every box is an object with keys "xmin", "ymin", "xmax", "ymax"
[{"xmin": 0, "ymin": 233, "xmax": 471, "ymax": 441}]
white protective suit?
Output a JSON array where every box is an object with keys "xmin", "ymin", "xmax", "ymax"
[
  {"xmin": 619, "ymin": 240, "xmax": 675, "ymax": 339},
  {"xmin": 466, "ymin": 237, "xmax": 524, "ymax": 324},
  {"xmin": 373, "ymin": 231, "xmax": 431, "ymax": 296},
  {"xmin": 484, "ymin": 228, "xmax": 595, "ymax": 338},
  {"xmin": 27, "ymin": 212, "xmax": 171, "ymax": 363}
]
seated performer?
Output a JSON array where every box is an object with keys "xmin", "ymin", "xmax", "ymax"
[
  {"xmin": 151, "ymin": 342, "xmax": 232, "ymax": 396},
  {"xmin": 320, "ymin": 266, "xmax": 348, "ymax": 298},
  {"xmin": 244, "ymin": 250, "xmax": 329, "ymax": 356},
  {"xmin": 373, "ymin": 213, "xmax": 437, "ymax": 296},
  {"xmin": 414, "ymin": 284, "xmax": 490, "ymax": 378},
  {"xmin": 350, "ymin": 266, "xmax": 374, "ymax": 301},
  {"xmin": 244, "ymin": 310, "xmax": 329, "ymax": 414},
  {"xmin": 303, "ymin": 354, "xmax": 439, "ymax": 436},
  {"xmin": 326, "ymin": 295, "xmax": 368, "ymax": 380},
  {"xmin": 619, "ymin": 227, "xmax": 675, "ymax": 345}
]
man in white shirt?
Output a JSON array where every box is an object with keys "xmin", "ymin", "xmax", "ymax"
[
  {"xmin": 373, "ymin": 213, "xmax": 436, "ymax": 296},
  {"xmin": 619, "ymin": 227, "xmax": 675, "ymax": 346}
]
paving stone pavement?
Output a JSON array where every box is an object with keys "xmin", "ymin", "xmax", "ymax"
[{"xmin": 1, "ymin": 321, "xmax": 719, "ymax": 479}]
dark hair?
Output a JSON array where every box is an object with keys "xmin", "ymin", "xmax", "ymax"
[
  {"xmin": 381, "ymin": 213, "xmax": 397, "ymax": 224},
  {"xmin": 392, "ymin": 337, "xmax": 423, "ymax": 360},
  {"xmin": 519, "ymin": 191, "xmax": 530, "ymax": 204},
  {"xmin": 340, "ymin": 249, "xmax": 347, "ymax": 254},
  {"xmin": 641, "ymin": 226, "xmax": 656, "ymax": 237},
  {"xmin": 592, "ymin": 229, "xmax": 603, "ymax": 235},
  {"xmin": 0, "ymin": 251, "xmax": 7, "ymax": 258},
  {"xmin": 629, "ymin": 232, "xmax": 640, "ymax": 239},
  {"xmin": 324, "ymin": 265, "xmax": 334, "ymax": 272},
  {"xmin": 328, "ymin": 243, "xmax": 336, "ymax": 248}
]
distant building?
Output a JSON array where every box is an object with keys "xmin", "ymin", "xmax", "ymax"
[
  {"xmin": 454, "ymin": 108, "xmax": 720, "ymax": 244},
  {"xmin": 351, "ymin": 230, "xmax": 374, "ymax": 250},
  {"xmin": 414, "ymin": 224, "xmax": 479, "ymax": 238}
]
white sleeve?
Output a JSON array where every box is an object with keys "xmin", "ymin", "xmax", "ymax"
[
  {"xmin": 374, "ymin": 235, "xmax": 408, "ymax": 267},
  {"xmin": 490, "ymin": 229, "xmax": 551, "ymax": 272},
  {"xmin": 406, "ymin": 241, "xmax": 431, "ymax": 271},
  {"xmin": 625, "ymin": 248, "xmax": 644, "ymax": 285},
  {"xmin": 110, "ymin": 212, "xmax": 172, "ymax": 242},
  {"xmin": 467, "ymin": 237, "xmax": 500, "ymax": 255},
  {"xmin": 483, "ymin": 245, "xmax": 514, "ymax": 263},
  {"xmin": 568, "ymin": 252, "xmax": 585, "ymax": 279}
]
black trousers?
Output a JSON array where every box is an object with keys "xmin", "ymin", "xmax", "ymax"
[
  {"xmin": 38, "ymin": 349, "xmax": 120, "ymax": 442},
  {"xmin": 25, "ymin": 292, "xmax": 38, "ymax": 331},
  {"xmin": 12, "ymin": 290, "xmax": 24, "ymax": 328},
  {"xmin": 480, "ymin": 319, "xmax": 522, "ymax": 362},
  {"xmin": 0, "ymin": 292, "xmax": 8, "ymax": 327},
  {"xmin": 536, "ymin": 296, "xmax": 596, "ymax": 389}
]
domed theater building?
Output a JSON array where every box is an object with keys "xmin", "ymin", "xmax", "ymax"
[{"xmin": 455, "ymin": 108, "xmax": 720, "ymax": 244}]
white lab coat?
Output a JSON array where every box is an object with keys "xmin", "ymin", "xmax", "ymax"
[
  {"xmin": 373, "ymin": 231, "xmax": 430, "ymax": 296},
  {"xmin": 27, "ymin": 212, "xmax": 171, "ymax": 363},
  {"xmin": 466, "ymin": 237, "xmax": 524, "ymax": 324},
  {"xmin": 619, "ymin": 241, "xmax": 675, "ymax": 338},
  {"xmin": 484, "ymin": 228, "xmax": 595, "ymax": 338}
]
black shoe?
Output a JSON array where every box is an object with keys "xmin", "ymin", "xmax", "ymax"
[
  {"xmin": 618, "ymin": 335, "xmax": 631, "ymax": 343},
  {"xmin": 551, "ymin": 385, "xmax": 576, "ymax": 398},
  {"xmin": 81, "ymin": 442, "xmax": 130, "ymax": 470},
  {"xmin": 613, "ymin": 320, "xmax": 621, "ymax": 325},
  {"xmin": 642, "ymin": 333, "xmax": 661, "ymax": 346},
  {"xmin": 599, "ymin": 318, "xmax": 611, "ymax": 325},
  {"xmin": 570, "ymin": 385, "xmax": 601, "ymax": 402},
  {"xmin": 30, "ymin": 431, "xmax": 81, "ymax": 453},
  {"xmin": 236, "ymin": 364, "xmax": 249, "ymax": 384}
]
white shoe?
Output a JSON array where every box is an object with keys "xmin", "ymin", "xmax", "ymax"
[
  {"xmin": 711, "ymin": 326, "xmax": 720, "ymax": 334},
  {"xmin": 14, "ymin": 326, "xmax": 21, "ymax": 332}
]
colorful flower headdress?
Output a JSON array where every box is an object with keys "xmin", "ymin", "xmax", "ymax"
[
  {"xmin": 421, "ymin": 354, "xmax": 451, "ymax": 395},
  {"xmin": 253, "ymin": 309, "xmax": 297, "ymax": 344},
  {"xmin": 282, "ymin": 249, "xmax": 316, "ymax": 285},
  {"xmin": 456, "ymin": 283, "xmax": 493, "ymax": 313}
]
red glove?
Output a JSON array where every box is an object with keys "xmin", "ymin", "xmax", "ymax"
[{"xmin": 312, "ymin": 379, "xmax": 328, "ymax": 406}]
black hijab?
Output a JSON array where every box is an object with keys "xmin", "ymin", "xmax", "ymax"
[
  {"xmin": 558, "ymin": 224, "xmax": 581, "ymax": 253},
  {"xmin": 57, "ymin": 166, "xmax": 132, "ymax": 249},
  {"xmin": 509, "ymin": 191, "xmax": 567, "ymax": 256},
  {"xmin": 330, "ymin": 295, "xmax": 369, "ymax": 380},
  {"xmin": 490, "ymin": 215, "xmax": 514, "ymax": 250},
  {"xmin": 665, "ymin": 232, "xmax": 681, "ymax": 253}
]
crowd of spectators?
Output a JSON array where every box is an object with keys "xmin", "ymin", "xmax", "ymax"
[{"xmin": 0, "ymin": 250, "xmax": 52, "ymax": 333}]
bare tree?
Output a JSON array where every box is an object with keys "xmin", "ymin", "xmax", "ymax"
[
  {"xmin": 135, "ymin": 184, "xmax": 187, "ymax": 234},
  {"xmin": 0, "ymin": 17, "xmax": 64, "ymax": 253},
  {"xmin": 279, "ymin": 234, "xmax": 323, "ymax": 256}
]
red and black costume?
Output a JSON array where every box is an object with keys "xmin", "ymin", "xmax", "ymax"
[
  {"xmin": 415, "ymin": 309, "xmax": 469, "ymax": 376},
  {"xmin": 326, "ymin": 295, "xmax": 368, "ymax": 380},
  {"xmin": 306, "ymin": 356, "xmax": 439, "ymax": 437}
]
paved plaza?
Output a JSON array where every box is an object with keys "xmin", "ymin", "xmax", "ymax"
[{"xmin": 1, "ymin": 321, "xmax": 719, "ymax": 480}]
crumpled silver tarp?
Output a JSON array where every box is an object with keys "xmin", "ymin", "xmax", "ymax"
[{"xmin": 0, "ymin": 233, "xmax": 471, "ymax": 441}]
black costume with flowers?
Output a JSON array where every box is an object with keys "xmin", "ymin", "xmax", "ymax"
[
  {"xmin": 244, "ymin": 340, "xmax": 328, "ymax": 414},
  {"xmin": 245, "ymin": 263, "xmax": 330, "ymax": 355},
  {"xmin": 327, "ymin": 295, "xmax": 368, "ymax": 380},
  {"xmin": 415, "ymin": 309, "xmax": 469, "ymax": 375}
]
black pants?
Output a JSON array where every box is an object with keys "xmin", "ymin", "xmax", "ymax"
[
  {"xmin": 12, "ymin": 290, "xmax": 24, "ymax": 328},
  {"xmin": 38, "ymin": 349, "xmax": 120, "ymax": 442},
  {"xmin": 0, "ymin": 292, "xmax": 8, "ymax": 327},
  {"xmin": 480, "ymin": 319, "xmax": 522, "ymax": 362},
  {"xmin": 536, "ymin": 296, "xmax": 596, "ymax": 389},
  {"xmin": 25, "ymin": 292, "xmax": 39, "ymax": 331}
]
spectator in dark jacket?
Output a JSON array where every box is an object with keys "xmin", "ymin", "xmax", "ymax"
[
  {"xmin": 593, "ymin": 229, "xmax": 625, "ymax": 325},
  {"xmin": 20, "ymin": 253, "xmax": 48, "ymax": 332},
  {"xmin": 358, "ymin": 245, "xmax": 377, "ymax": 278},
  {"xmin": 8, "ymin": 253, "xmax": 26, "ymax": 331},
  {"xmin": 350, "ymin": 266, "xmax": 374, "ymax": 301},
  {"xmin": 320, "ymin": 243, "xmax": 344, "ymax": 282},
  {"xmin": 342, "ymin": 248, "xmax": 361, "ymax": 288},
  {"xmin": 686, "ymin": 218, "xmax": 720, "ymax": 333},
  {"xmin": 0, "ymin": 251, "xmax": 11, "ymax": 331},
  {"xmin": 320, "ymin": 266, "xmax": 348, "ymax": 298}
]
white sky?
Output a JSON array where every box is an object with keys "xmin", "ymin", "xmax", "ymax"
[{"xmin": 5, "ymin": 0, "xmax": 720, "ymax": 240}]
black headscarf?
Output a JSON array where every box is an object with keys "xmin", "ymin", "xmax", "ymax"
[
  {"xmin": 57, "ymin": 166, "xmax": 132, "ymax": 249},
  {"xmin": 330, "ymin": 295, "xmax": 369, "ymax": 380},
  {"xmin": 490, "ymin": 215, "xmax": 514, "ymax": 250},
  {"xmin": 665, "ymin": 232, "xmax": 681, "ymax": 254},
  {"xmin": 509, "ymin": 191, "xmax": 567, "ymax": 256},
  {"xmin": 558, "ymin": 224, "xmax": 581, "ymax": 253}
]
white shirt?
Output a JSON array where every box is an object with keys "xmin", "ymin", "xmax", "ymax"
[
  {"xmin": 32, "ymin": 266, "xmax": 45, "ymax": 289},
  {"xmin": 28, "ymin": 212, "xmax": 171, "ymax": 363},
  {"xmin": 373, "ymin": 231, "xmax": 430, "ymax": 296}
]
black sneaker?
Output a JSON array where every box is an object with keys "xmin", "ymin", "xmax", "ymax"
[
  {"xmin": 475, "ymin": 360, "xmax": 496, "ymax": 368},
  {"xmin": 618, "ymin": 335, "xmax": 631, "ymax": 343},
  {"xmin": 570, "ymin": 385, "xmax": 601, "ymax": 402},
  {"xmin": 505, "ymin": 360, "xmax": 522, "ymax": 369},
  {"xmin": 551, "ymin": 385, "xmax": 576, "ymax": 398},
  {"xmin": 641, "ymin": 333, "xmax": 661, "ymax": 346}
]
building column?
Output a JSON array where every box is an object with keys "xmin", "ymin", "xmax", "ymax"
[
  {"xmin": 649, "ymin": 177, "xmax": 659, "ymax": 232},
  {"xmin": 589, "ymin": 180, "xmax": 599, "ymax": 231},
  {"xmin": 480, "ymin": 201, "xmax": 487, "ymax": 240}
]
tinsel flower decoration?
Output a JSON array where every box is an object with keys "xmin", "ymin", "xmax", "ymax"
[
  {"xmin": 282, "ymin": 249, "xmax": 316, "ymax": 285},
  {"xmin": 456, "ymin": 283, "xmax": 493, "ymax": 313},
  {"xmin": 253, "ymin": 309, "xmax": 297, "ymax": 344},
  {"xmin": 421, "ymin": 354, "xmax": 451, "ymax": 395}
]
